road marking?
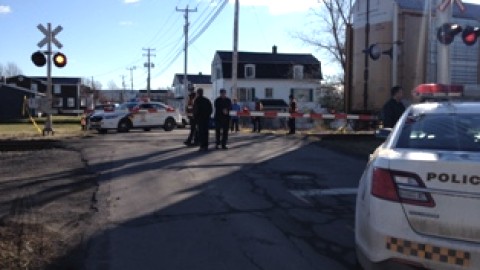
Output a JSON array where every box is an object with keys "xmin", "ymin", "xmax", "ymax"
[{"xmin": 290, "ymin": 188, "xmax": 358, "ymax": 197}]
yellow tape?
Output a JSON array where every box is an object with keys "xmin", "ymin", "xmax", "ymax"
[{"xmin": 386, "ymin": 236, "xmax": 470, "ymax": 267}]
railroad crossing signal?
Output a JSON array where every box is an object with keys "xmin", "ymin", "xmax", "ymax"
[
  {"xmin": 437, "ymin": 23, "xmax": 480, "ymax": 46},
  {"xmin": 32, "ymin": 23, "xmax": 67, "ymax": 68}
]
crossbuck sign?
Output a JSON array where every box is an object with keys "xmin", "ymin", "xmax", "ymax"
[
  {"xmin": 37, "ymin": 23, "xmax": 63, "ymax": 49},
  {"xmin": 439, "ymin": 0, "xmax": 465, "ymax": 12}
]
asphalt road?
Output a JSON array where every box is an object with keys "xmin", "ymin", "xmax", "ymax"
[{"xmin": 76, "ymin": 129, "xmax": 367, "ymax": 270}]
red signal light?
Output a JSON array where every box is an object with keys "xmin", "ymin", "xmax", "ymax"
[{"xmin": 462, "ymin": 25, "xmax": 480, "ymax": 46}]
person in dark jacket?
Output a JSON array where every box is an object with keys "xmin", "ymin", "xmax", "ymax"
[
  {"xmin": 251, "ymin": 98, "xmax": 263, "ymax": 133},
  {"xmin": 184, "ymin": 91, "xmax": 198, "ymax": 146},
  {"xmin": 214, "ymin": 89, "xmax": 232, "ymax": 149},
  {"xmin": 193, "ymin": 88, "xmax": 213, "ymax": 151},
  {"xmin": 381, "ymin": 85, "xmax": 405, "ymax": 128},
  {"xmin": 287, "ymin": 94, "xmax": 297, "ymax": 135}
]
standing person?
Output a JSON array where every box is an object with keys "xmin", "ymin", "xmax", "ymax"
[
  {"xmin": 251, "ymin": 98, "xmax": 263, "ymax": 133},
  {"xmin": 381, "ymin": 85, "xmax": 405, "ymax": 128},
  {"xmin": 184, "ymin": 91, "xmax": 198, "ymax": 146},
  {"xmin": 214, "ymin": 89, "xmax": 232, "ymax": 149},
  {"xmin": 193, "ymin": 88, "xmax": 213, "ymax": 152},
  {"xmin": 287, "ymin": 94, "xmax": 297, "ymax": 135},
  {"xmin": 230, "ymin": 98, "xmax": 241, "ymax": 133}
]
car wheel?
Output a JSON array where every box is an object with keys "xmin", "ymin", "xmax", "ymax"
[
  {"xmin": 117, "ymin": 119, "xmax": 132, "ymax": 132},
  {"xmin": 163, "ymin": 118, "xmax": 176, "ymax": 131}
]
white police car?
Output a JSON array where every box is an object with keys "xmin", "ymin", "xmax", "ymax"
[
  {"xmin": 89, "ymin": 101, "xmax": 182, "ymax": 133},
  {"xmin": 355, "ymin": 101, "xmax": 480, "ymax": 270}
]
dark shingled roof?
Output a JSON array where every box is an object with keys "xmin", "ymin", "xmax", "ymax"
[
  {"xmin": 174, "ymin": 73, "xmax": 211, "ymax": 85},
  {"xmin": 31, "ymin": 76, "xmax": 82, "ymax": 85},
  {"xmin": 216, "ymin": 51, "xmax": 320, "ymax": 65}
]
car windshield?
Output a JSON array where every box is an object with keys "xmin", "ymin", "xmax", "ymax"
[{"xmin": 396, "ymin": 113, "xmax": 480, "ymax": 152}]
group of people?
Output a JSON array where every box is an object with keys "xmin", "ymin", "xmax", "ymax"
[
  {"xmin": 183, "ymin": 88, "xmax": 232, "ymax": 152},
  {"xmin": 183, "ymin": 88, "xmax": 299, "ymax": 152}
]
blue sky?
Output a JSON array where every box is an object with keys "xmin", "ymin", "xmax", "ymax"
[{"xmin": 0, "ymin": 0, "xmax": 328, "ymax": 89}]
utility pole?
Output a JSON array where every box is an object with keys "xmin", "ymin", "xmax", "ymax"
[
  {"xmin": 127, "ymin": 66, "xmax": 136, "ymax": 91},
  {"xmin": 232, "ymin": 0, "xmax": 240, "ymax": 99},
  {"xmin": 143, "ymin": 48, "xmax": 155, "ymax": 97},
  {"xmin": 363, "ymin": 0, "xmax": 370, "ymax": 111},
  {"xmin": 176, "ymin": 5, "xmax": 197, "ymax": 97},
  {"xmin": 120, "ymin": 75, "xmax": 126, "ymax": 103}
]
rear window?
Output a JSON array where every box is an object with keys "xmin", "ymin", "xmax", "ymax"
[{"xmin": 396, "ymin": 113, "xmax": 480, "ymax": 152}]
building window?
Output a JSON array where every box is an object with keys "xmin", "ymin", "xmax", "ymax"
[
  {"xmin": 291, "ymin": 88, "xmax": 313, "ymax": 102},
  {"xmin": 293, "ymin": 65, "xmax": 304, "ymax": 80},
  {"xmin": 67, "ymin": 98, "xmax": 75, "ymax": 108},
  {"xmin": 238, "ymin": 87, "xmax": 255, "ymax": 102},
  {"xmin": 245, "ymin": 64, "xmax": 255, "ymax": 79},
  {"xmin": 53, "ymin": 97, "xmax": 63, "ymax": 108},
  {"xmin": 80, "ymin": 98, "xmax": 87, "ymax": 107},
  {"xmin": 265, "ymin": 88, "xmax": 273, "ymax": 98},
  {"xmin": 31, "ymin": 84, "xmax": 38, "ymax": 92},
  {"xmin": 53, "ymin": 85, "xmax": 61, "ymax": 94}
]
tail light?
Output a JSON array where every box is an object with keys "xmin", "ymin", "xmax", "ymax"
[
  {"xmin": 371, "ymin": 168, "xmax": 435, "ymax": 207},
  {"xmin": 166, "ymin": 106, "xmax": 175, "ymax": 112}
]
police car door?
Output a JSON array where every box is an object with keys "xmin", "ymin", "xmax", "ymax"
[
  {"xmin": 136, "ymin": 103, "xmax": 151, "ymax": 127},
  {"xmin": 149, "ymin": 103, "xmax": 166, "ymax": 126}
]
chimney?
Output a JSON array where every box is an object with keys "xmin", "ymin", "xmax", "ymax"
[{"xmin": 272, "ymin": 45, "xmax": 277, "ymax": 54}]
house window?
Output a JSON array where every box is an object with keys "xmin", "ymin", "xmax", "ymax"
[
  {"xmin": 265, "ymin": 88, "xmax": 273, "ymax": 98},
  {"xmin": 245, "ymin": 64, "xmax": 255, "ymax": 79},
  {"xmin": 291, "ymin": 88, "xmax": 313, "ymax": 102},
  {"xmin": 80, "ymin": 98, "xmax": 87, "ymax": 107},
  {"xmin": 216, "ymin": 67, "xmax": 222, "ymax": 80},
  {"xmin": 53, "ymin": 85, "xmax": 61, "ymax": 94},
  {"xmin": 238, "ymin": 87, "xmax": 255, "ymax": 102},
  {"xmin": 53, "ymin": 97, "xmax": 63, "ymax": 108},
  {"xmin": 67, "ymin": 98, "xmax": 75, "ymax": 108},
  {"xmin": 293, "ymin": 65, "xmax": 304, "ymax": 80},
  {"xmin": 31, "ymin": 84, "xmax": 38, "ymax": 92}
]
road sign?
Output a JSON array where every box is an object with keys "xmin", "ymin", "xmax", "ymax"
[
  {"xmin": 439, "ymin": 0, "xmax": 465, "ymax": 12},
  {"xmin": 37, "ymin": 24, "xmax": 63, "ymax": 49}
]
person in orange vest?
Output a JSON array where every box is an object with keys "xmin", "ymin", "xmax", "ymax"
[
  {"xmin": 80, "ymin": 113, "xmax": 87, "ymax": 131},
  {"xmin": 184, "ymin": 91, "xmax": 198, "ymax": 146}
]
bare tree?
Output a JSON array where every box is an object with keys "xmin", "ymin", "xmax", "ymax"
[
  {"xmin": 82, "ymin": 77, "xmax": 103, "ymax": 90},
  {"xmin": 294, "ymin": 0, "xmax": 352, "ymax": 82},
  {"xmin": 107, "ymin": 80, "xmax": 119, "ymax": 90},
  {"xmin": 0, "ymin": 62, "xmax": 23, "ymax": 77}
]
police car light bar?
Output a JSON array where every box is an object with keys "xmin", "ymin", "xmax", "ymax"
[{"xmin": 413, "ymin": 84, "xmax": 464, "ymax": 98}]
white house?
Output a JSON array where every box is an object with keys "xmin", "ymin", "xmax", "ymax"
[
  {"xmin": 171, "ymin": 73, "xmax": 213, "ymax": 115},
  {"xmin": 211, "ymin": 46, "xmax": 323, "ymax": 112}
]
